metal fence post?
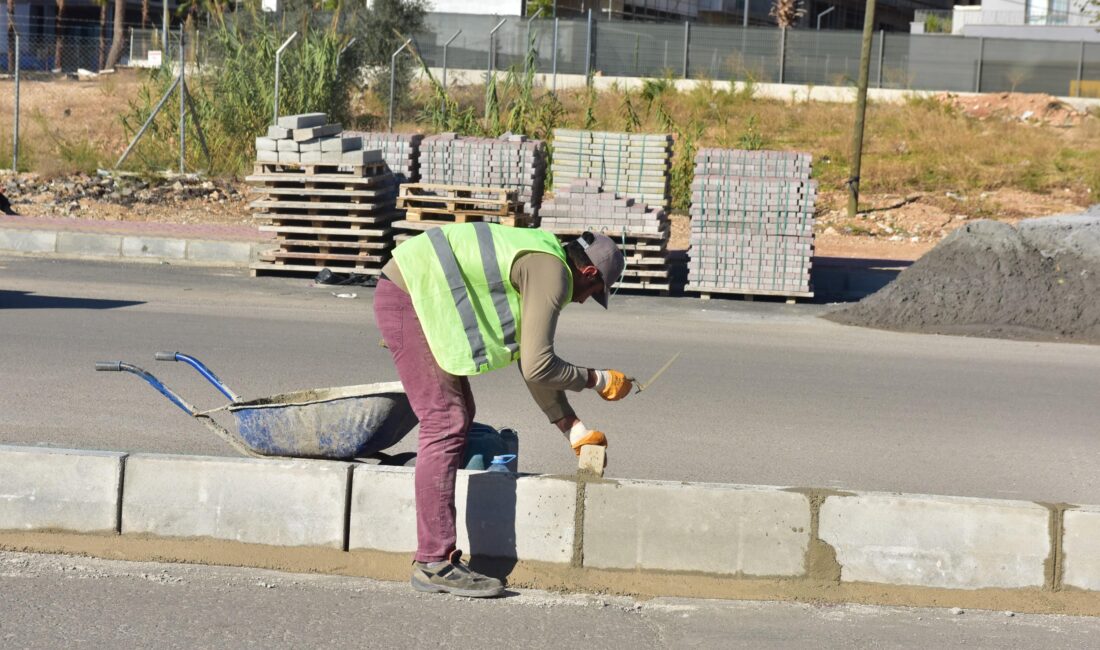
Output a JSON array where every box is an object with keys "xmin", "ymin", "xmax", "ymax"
[
  {"xmin": 162, "ymin": 0, "xmax": 169, "ymax": 59},
  {"xmin": 525, "ymin": 7, "xmax": 544, "ymax": 76},
  {"xmin": 778, "ymin": 27, "xmax": 786, "ymax": 84},
  {"xmin": 585, "ymin": 9, "xmax": 593, "ymax": 81},
  {"xmin": 552, "ymin": 18, "xmax": 559, "ymax": 92},
  {"xmin": 338, "ymin": 37, "xmax": 357, "ymax": 64},
  {"xmin": 488, "ymin": 18, "xmax": 506, "ymax": 81},
  {"xmin": 129, "ymin": 28, "xmax": 134, "ymax": 66},
  {"xmin": 274, "ymin": 31, "xmax": 299, "ymax": 124},
  {"xmin": 1076, "ymin": 41, "xmax": 1086, "ymax": 97},
  {"xmin": 682, "ymin": 21, "xmax": 690, "ymax": 79},
  {"xmin": 876, "ymin": 29, "xmax": 884, "ymax": 88},
  {"xmin": 13, "ymin": 32, "xmax": 20, "ymax": 172},
  {"xmin": 389, "ymin": 38, "xmax": 412, "ymax": 133},
  {"xmin": 179, "ymin": 27, "xmax": 186, "ymax": 174},
  {"xmin": 442, "ymin": 29, "xmax": 461, "ymax": 92},
  {"xmin": 975, "ymin": 37, "xmax": 985, "ymax": 93}
]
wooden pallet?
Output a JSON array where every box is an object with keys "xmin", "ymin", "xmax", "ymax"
[
  {"xmin": 253, "ymin": 161, "xmax": 389, "ymax": 177},
  {"xmin": 397, "ymin": 183, "xmax": 516, "ymax": 217},
  {"xmin": 685, "ymin": 284, "xmax": 814, "ymax": 302}
]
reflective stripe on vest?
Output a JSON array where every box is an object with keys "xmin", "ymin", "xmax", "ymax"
[
  {"xmin": 472, "ymin": 223, "xmax": 519, "ymax": 357},
  {"xmin": 425, "ymin": 227, "xmax": 490, "ymax": 370}
]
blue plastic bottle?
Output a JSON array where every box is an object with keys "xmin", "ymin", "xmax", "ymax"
[{"xmin": 488, "ymin": 454, "xmax": 517, "ymax": 474}]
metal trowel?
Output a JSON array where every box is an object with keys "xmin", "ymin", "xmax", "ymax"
[{"xmin": 631, "ymin": 351, "xmax": 681, "ymax": 394}]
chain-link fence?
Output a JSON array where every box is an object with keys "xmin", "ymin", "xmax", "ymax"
[{"xmin": 415, "ymin": 12, "xmax": 1100, "ymax": 98}]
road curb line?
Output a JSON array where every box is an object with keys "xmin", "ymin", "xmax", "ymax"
[
  {"xmin": 0, "ymin": 227, "xmax": 263, "ymax": 266},
  {"xmin": 1, "ymin": 444, "xmax": 1098, "ymax": 613}
]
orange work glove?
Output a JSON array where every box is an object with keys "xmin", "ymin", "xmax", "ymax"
[
  {"xmin": 570, "ymin": 424, "xmax": 608, "ymax": 457},
  {"xmin": 591, "ymin": 369, "xmax": 633, "ymax": 401}
]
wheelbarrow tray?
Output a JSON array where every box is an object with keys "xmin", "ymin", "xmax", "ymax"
[{"xmin": 221, "ymin": 381, "xmax": 418, "ymax": 459}]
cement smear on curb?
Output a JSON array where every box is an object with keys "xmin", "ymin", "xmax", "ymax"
[
  {"xmin": 826, "ymin": 214, "xmax": 1100, "ymax": 343},
  {"xmin": 3, "ymin": 531, "xmax": 1100, "ymax": 616},
  {"xmin": 784, "ymin": 488, "xmax": 854, "ymax": 582}
]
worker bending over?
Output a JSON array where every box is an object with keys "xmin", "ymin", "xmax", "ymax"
[{"xmin": 374, "ymin": 223, "xmax": 631, "ymax": 598}]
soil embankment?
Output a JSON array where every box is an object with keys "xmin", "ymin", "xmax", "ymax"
[{"xmin": 826, "ymin": 210, "xmax": 1100, "ymax": 344}]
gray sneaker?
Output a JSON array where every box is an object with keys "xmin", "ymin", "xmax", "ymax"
[{"xmin": 411, "ymin": 550, "xmax": 504, "ymax": 598}]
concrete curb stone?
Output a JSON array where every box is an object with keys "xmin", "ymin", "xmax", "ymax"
[
  {"xmin": 1063, "ymin": 506, "xmax": 1100, "ymax": 591},
  {"xmin": 819, "ymin": 492, "xmax": 1050, "ymax": 589},
  {"xmin": 57, "ymin": 231, "xmax": 123, "ymax": 257},
  {"xmin": 347, "ymin": 466, "xmax": 576, "ymax": 563},
  {"xmin": 583, "ymin": 479, "xmax": 811, "ymax": 576},
  {"xmin": 0, "ymin": 229, "xmax": 57, "ymax": 253},
  {"xmin": 121, "ymin": 454, "xmax": 351, "ymax": 548},
  {"xmin": 0, "ymin": 445, "xmax": 126, "ymax": 533}
]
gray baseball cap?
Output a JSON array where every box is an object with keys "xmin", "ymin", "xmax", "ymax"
[{"xmin": 578, "ymin": 232, "xmax": 625, "ymax": 309}]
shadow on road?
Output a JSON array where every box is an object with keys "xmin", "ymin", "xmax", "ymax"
[
  {"xmin": 0, "ymin": 290, "xmax": 144, "ymax": 310},
  {"xmin": 811, "ymin": 257, "xmax": 911, "ymax": 303}
]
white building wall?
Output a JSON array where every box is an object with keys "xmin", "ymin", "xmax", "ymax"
[{"xmin": 428, "ymin": 0, "xmax": 524, "ymax": 15}]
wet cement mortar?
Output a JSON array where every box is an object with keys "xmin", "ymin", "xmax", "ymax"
[
  {"xmin": 2, "ymin": 530, "xmax": 1099, "ymax": 617},
  {"xmin": 826, "ymin": 212, "xmax": 1100, "ymax": 344}
]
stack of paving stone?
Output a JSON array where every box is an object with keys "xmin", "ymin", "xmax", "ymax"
[
  {"xmin": 538, "ymin": 179, "xmax": 674, "ymax": 293},
  {"xmin": 343, "ymin": 131, "xmax": 423, "ymax": 184},
  {"xmin": 247, "ymin": 113, "xmax": 399, "ymax": 278},
  {"xmin": 687, "ymin": 148, "xmax": 815, "ymax": 298},
  {"xmin": 551, "ymin": 129, "xmax": 672, "ymax": 210},
  {"xmin": 417, "ymin": 132, "xmax": 546, "ymax": 217}
]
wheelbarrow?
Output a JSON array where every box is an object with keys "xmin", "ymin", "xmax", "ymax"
[{"xmin": 95, "ymin": 352, "xmax": 419, "ymax": 461}]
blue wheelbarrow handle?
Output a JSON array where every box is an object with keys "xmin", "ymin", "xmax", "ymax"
[
  {"xmin": 155, "ymin": 352, "xmax": 242, "ymax": 402},
  {"xmin": 94, "ymin": 361, "xmax": 199, "ymax": 417}
]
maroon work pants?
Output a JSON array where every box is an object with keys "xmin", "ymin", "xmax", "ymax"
[{"xmin": 373, "ymin": 278, "xmax": 474, "ymax": 563}]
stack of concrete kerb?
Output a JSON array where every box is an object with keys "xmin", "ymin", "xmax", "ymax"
[
  {"xmin": 539, "ymin": 179, "xmax": 674, "ymax": 294},
  {"xmin": 343, "ymin": 131, "xmax": 423, "ymax": 185},
  {"xmin": 247, "ymin": 113, "xmax": 398, "ymax": 278},
  {"xmin": 417, "ymin": 133, "xmax": 546, "ymax": 217},
  {"xmin": 551, "ymin": 129, "xmax": 672, "ymax": 210},
  {"xmin": 687, "ymin": 149, "xmax": 815, "ymax": 299}
]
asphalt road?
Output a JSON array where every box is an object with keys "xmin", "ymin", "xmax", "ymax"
[
  {"xmin": 2, "ymin": 551, "xmax": 1097, "ymax": 649},
  {"xmin": 3, "ymin": 255, "xmax": 1100, "ymax": 504}
]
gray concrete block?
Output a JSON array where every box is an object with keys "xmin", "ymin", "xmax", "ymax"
[
  {"xmin": 0, "ymin": 445, "xmax": 125, "ymax": 533},
  {"xmin": 819, "ymin": 493, "xmax": 1050, "ymax": 589},
  {"xmin": 343, "ymin": 149, "xmax": 384, "ymax": 165},
  {"xmin": 122, "ymin": 236, "xmax": 187, "ymax": 260},
  {"xmin": 56, "ymin": 232, "xmax": 122, "ymax": 257},
  {"xmin": 323, "ymin": 136, "xmax": 362, "ymax": 152},
  {"xmin": 121, "ymin": 454, "xmax": 351, "ymax": 548},
  {"xmin": 583, "ymin": 479, "xmax": 810, "ymax": 576},
  {"xmin": 299, "ymin": 138, "xmax": 323, "ymax": 152},
  {"xmin": 1063, "ymin": 507, "xmax": 1100, "ymax": 591},
  {"xmin": 276, "ymin": 113, "xmax": 327, "ymax": 129},
  {"xmin": 293, "ymin": 124, "xmax": 341, "ymax": 141},
  {"xmin": 276, "ymin": 140, "xmax": 300, "ymax": 152},
  {"xmin": 278, "ymin": 151, "xmax": 301, "ymax": 164},
  {"xmin": 186, "ymin": 240, "xmax": 254, "ymax": 264},
  {"xmin": 255, "ymin": 137, "xmax": 278, "ymax": 152},
  {"xmin": 347, "ymin": 467, "xmax": 576, "ymax": 563},
  {"xmin": 0, "ymin": 229, "xmax": 57, "ymax": 253},
  {"xmin": 300, "ymin": 151, "xmax": 323, "ymax": 164},
  {"xmin": 267, "ymin": 125, "xmax": 292, "ymax": 139},
  {"xmin": 256, "ymin": 150, "xmax": 279, "ymax": 163}
]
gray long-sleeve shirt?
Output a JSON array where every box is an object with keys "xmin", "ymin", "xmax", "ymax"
[{"xmin": 381, "ymin": 251, "xmax": 587, "ymax": 422}]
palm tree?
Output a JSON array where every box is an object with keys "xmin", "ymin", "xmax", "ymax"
[
  {"xmin": 6, "ymin": 0, "xmax": 14, "ymax": 73},
  {"xmin": 54, "ymin": 0, "xmax": 66, "ymax": 71},
  {"xmin": 769, "ymin": 0, "xmax": 805, "ymax": 28},
  {"xmin": 105, "ymin": 0, "xmax": 126, "ymax": 69},
  {"xmin": 97, "ymin": 0, "xmax": 108, "ymax": 70}
]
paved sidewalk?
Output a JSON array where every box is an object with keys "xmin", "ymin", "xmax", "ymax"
[{"xmin": 0, "ymin": 214, "xmax": 272, "ymax": 265}]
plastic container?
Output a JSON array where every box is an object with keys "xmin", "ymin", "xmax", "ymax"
[
  {"xmin": 487, "ymin": 454, "xmax": 517, "ymax": 474},
  {"xmin": 464, "ymin": 423, "xmax": 520, "ymax": 471}
]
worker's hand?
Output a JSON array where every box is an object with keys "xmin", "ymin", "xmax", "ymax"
[
  {"xmin": 570, "ymin": 426, "xmax": 607, "ymax": 457},
  {"xmin": 591, "ymin": 369, "xmax": 633, "ymax": 401}
]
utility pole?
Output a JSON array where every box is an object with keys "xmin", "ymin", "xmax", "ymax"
[{"xmin": 847, "ymin": 0, "xmax": 876, "ymax": 218}]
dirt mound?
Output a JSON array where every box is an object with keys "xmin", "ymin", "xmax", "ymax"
[
  {"xmin": 826, "ymin": 213, "xmax": 1100, "ymax": 343},
  {"xmin": 935, "ymin": 92, "xmax": 1090, "ymax": 127}
]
